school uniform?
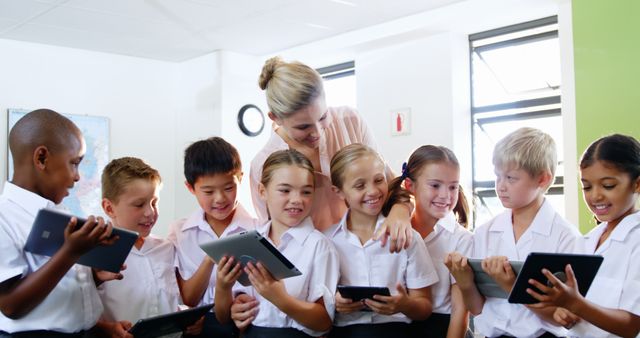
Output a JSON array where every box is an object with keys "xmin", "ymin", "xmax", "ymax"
[
  {"xmin": 238, "ymin": 217, "xmax": 340, "ymax": 338},
  {"xmin": 98, "ymin": 234, "xmax": 180, "ymax": 337},
  {"xmin": 325, "ymin": 212, "xmax": 439, "ymax": 338},
  {"xmin": 568, "ymin": 211, "xmax": 640, "ymax": 338},
  {"xmin": 412, "ymin": 212, "xmax": 474, "ymax": 338},
  {"xmin": 0, "ymin": 182, "xmax": 103, "ymax": 335},
  {"xmin": 167, "ymin": 204, "xmax": 259, "ymax": 338},
  {"xmin": 472, "ymin": 199, "xmax": 582, "ymax": 338}
]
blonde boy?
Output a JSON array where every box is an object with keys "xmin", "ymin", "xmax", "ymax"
[
  {"xmin": 97, "ymin": 157, "xmax": 186, "ymax": 336},
  {"xmin": 447, "ymin": 127, "xmax": 582, "ymax": 338}
]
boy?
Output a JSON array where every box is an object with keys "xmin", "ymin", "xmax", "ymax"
[
  {"xmin": 446, "ymin": 127, "xmax": 582, "ymax": 338},
  {"xmin": 97, "ymin": 157, "xmax": 198, "ymax": 337},
  {"xmin": 168, "ymin": 137, "xmax": 259, "ymax": 338},
  {"xmin": 0, "ymin": 109, "xmax": 115, "ymax": 336}
]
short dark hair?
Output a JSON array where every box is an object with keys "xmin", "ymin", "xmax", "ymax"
[
  {"xmin": 580, "ymin": 134, "xmax": 640, "ymax": 181},
  {"xmin": 184, "ymin": 137, "xmax": 242, "ymax": 186}
]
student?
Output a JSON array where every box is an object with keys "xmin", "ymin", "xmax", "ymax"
[
  {"xmin": 250, "ymin": 56, "xmax": 412, "ymax": 251},
  {"xmin": 97, "ymin": 157, "xmax": 200, "ymax": 337},
  {"xmin": 326, "ymin": 144, "xmax": 438, "ymax": 338},
  {"xmin": 446, "ymin": 127, "xmax": 582, "ymax": 338},
  {"xmin": 386, "ymin": 145, "xmax": 473, "ymax": 338},
  {"xmin": 0, "ymin": 109, "xmax": 116, "ymax": 337},
  {"xmin": 526, "ymin": 134, "xmax": 640, "ymax": 338},
  {"xmin": 216, "ymin": 149, "xmax": 339, "ymax": 338},
  {"xmin": 168, "ymin": 137, "xmax": 259, "ymax": 338}
]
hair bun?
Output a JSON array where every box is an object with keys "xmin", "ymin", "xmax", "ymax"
[{"xmin": 258, "ymin": 56, "xmax": 283, "ymax": 90}]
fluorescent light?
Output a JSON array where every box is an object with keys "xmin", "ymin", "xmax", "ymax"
[{"xmin": 329, "ymin": 0, "xmax": 357, "ymax": 7}]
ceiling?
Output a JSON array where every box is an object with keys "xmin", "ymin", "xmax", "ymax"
[{"xmin": 0, "ymin": 0, "xmax": 465, "ymax": 62}]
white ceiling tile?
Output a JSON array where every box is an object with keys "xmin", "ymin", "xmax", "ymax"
[
  {"xmin": 0, "ymin": 18, "xmax": 19, "ymax": 33},
  {"xmin": 0, "ymin": 0, "xmax": 54, "ymax": 20}
]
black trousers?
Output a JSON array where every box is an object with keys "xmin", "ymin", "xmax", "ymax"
[
  {"xmin": 328, "ymin": 322, "xmax": 410, "ymax": 338},
  {"xmin": 243, "ymin": 325, "xmax": 313, "ymax": 338}
]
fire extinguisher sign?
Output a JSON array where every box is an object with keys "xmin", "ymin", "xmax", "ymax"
[{"xmin": 390, "ymin": 108, "xmax": 411, "ymax": 136}]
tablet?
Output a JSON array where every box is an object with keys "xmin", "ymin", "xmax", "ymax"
[
  {"xmin": 199, "ymin": 230, "xmax": 302, "ymax": 286},
  {"xmin": 469, "ymin": 258, "xmax": 524, "ymax": 299},
  {"xmin": 24, "ymin": 208, "xmax": 138, "ymax": 273},
  {"xmin": 508, "ymin": 252, "xmax": 603, "ymax": 304},
  {"xmin": 128, "ymin": 303, "xmax": 213, "ymax": 338},
  {"xmin": 337, "ymin": 285, "xmax": 391, "ymax": 301}
]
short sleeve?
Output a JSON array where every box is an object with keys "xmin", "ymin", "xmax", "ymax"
[
  {"xmin": 0, "ymin": 223, "xmax": 28, "ymax": 283},
  {"xmin": 307, "ymin": 240, "xmax": 340, "ymax": 321},
  {"xmin": 619, "ymin": 245, "xmax": 640, "ymax": 316},
  {"xmin": 406, "ymin": 231, "xmax": 439, "ymax": 289}
]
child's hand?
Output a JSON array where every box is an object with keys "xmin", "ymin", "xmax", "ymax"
[
  {"xmin": 184, "ymin": 315, "xmax": 205, "ymax": 336},
  {"xmin": 335, "ymin": 291, "xmax": 365, "ymax": 314},
  {"xmin": 526, "ymin": 264, "xmax": 583, "ymax": 311},
  {"xmin": 231, "ymin": 293, "xmax": 259, "ymax": 331},
  {"xmin": 445, "ymin": 252, "xmax": 474, "ymax": 288},
  {"xmin": 482, "ymin": 256, "xmax": 516, "ymax": 293},
  {"xmin": 245, "ymin": 262, "xmax": 286, "ymax": 304},
  {"xmin": 96, "ymin": 320, "xmax": 132, "ymax": 338},
  {"xmin": 553, "ymin": 307, "xmax": 580, "ymax": 329},
  {"xmin": 216, "ymin": 256, "xmax": 242, "ymax": 291},
  {"xmin": 364, "ymin": 283, "xmax": 409, "ymax": 316},
  {"xmin": 93, "ymin": 264, "xmax": 127, "ymax": 286},
  {"xmin": 63, "ymin": 216, "xmax": 115, "ymax": 257}
]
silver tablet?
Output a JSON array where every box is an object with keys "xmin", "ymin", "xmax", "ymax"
[
  {"xmin": 24, "ymin": 208, "xmax": 138, "ymax": 273},
  {"xmin": 199, "ymin": 230, "xmax": 302, "ymax": 286},
  {"xmin": 468, "ymin": 258, "xmax": 524, "ymax": 298}
]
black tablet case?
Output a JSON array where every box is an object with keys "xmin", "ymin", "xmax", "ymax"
[
  {"xmin": 25, "ymin": 208, "xmax": 138, "ymax": 273},
  {"xmin": 128, "ymin": 304, "xmax": 213, "ymax": 338},
  {"xmin": 508, "ymin": 252, "xmax": 604, "ymax": 304}
]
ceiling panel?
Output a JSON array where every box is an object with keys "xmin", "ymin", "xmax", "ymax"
[{"xmin": 0, "ymin": 0, "xmax": 469, "ymax": 61}]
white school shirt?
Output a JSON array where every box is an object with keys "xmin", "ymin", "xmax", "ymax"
[
  {"xmin": 167, "ymin": 203, "xmax": 259, "ymax": 305},
  {"xmin": 98, "ymin": 235, "xmax": 181, "ymax": 326},
  {"xmin": 0, "ymin": 182, "xmax": 103, "ymax": 333},
  {"xmin": 325, "ymin": 212, "xmax": 439, "ymax": 326},
  {"xmin": 472, "ymin": 199, "xmax": 583, "ymax": 338},
  {"xmin": 423, "ymin": 212, "xmax": 473, "ymax": 314},
  {"xmin": 237, "ymin": 217, "xmax": 339, "ymax": 337},
  {"xmin": 569, "ymin": 211, "xmax": 640, "ymax": 338}
]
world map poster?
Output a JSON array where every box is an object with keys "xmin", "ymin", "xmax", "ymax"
[{"xmin": 7, "ymin": 109, "xmax": 110, "ymax": 218}]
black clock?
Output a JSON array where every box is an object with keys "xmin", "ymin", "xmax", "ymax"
[{"xmin": 237, "ymin": 104, "xmax": 265, "ymax": 137}]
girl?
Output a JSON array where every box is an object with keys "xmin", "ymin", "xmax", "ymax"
[
  {"xmin": 216, "ymin": 149, "xmax": 339, "ymax": 338},
  {"xmin": 326, "ymin": 144, "xmax": 438, "ymax": 338},
  {"xmin": 386, "ymin": 145, "xmax": 473, "ymax": 338},
  {"xmin": 527, "ymin": 134, "xmax": 640, "ymax": 338}
]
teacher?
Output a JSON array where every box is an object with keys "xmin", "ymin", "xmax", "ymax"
[{"xmin": 249, "ymin": 56, "xmax": 412, "ymax": 251}]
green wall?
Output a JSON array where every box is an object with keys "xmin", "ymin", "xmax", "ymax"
[{"xmin": 573, "ymin": 0, "xmax": 640, "ymax": 233}]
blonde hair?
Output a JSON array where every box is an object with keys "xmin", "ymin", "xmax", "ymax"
[
  {"xmin": 493, "ymin": 127, "xmax": 557, "ymax": 181},
  {"xmin": 330, "ymin": 144, "xmax": 384, "ymax": 190},
  {"xmin": 102, "ymin": 157, "xmax": 161, "ymax": 202},
  {"xmin": 258, "ymin": 56, "xmax": 324, "ymax": 119},
  {"xmin": 261, "ymin": 149, "xmax": 315, "ymax": 188}
]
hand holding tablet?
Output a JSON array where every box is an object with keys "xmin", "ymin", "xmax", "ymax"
[
  {"xmin": 25, "ymin": 208, "xmax": 138, "ymax": 273},
  {"xmin": 468, "ymin": 253, "xmax": 603, "ymax": 304},
  {"xmin": 199, "ymin": 230, "xmax": 301, "ymax": 286}
]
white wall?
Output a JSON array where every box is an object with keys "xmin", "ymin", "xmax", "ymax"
[
  {"xmin": 0, "ymin": 38, "xmax": 180, "ymax": 235},
  {"xmin": 356, "ymin": 32, "xmax": 471, "ymax": 186}
]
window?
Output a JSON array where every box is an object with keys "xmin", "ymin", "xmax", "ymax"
[
  {"xmin": 317, "ymin": 61, "xmax": 356, "ymax": 108},
  {"xmin": 470, "ymin": 17, "xmax": 564, "ymax": 227}
]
